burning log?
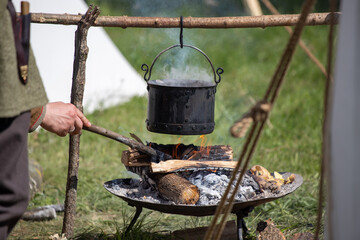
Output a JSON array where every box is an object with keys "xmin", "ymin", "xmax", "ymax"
[
  {"xmin": 122, "ymin": 144, "xmax": 235, "ymax": 173},
  {"xmin": 121, "ymin": 148, "xmax": 150, "ymax": 168},
  {"xmin": 122, "ymin": 144, "xmax": 234, "ymax": 205},
  {"xmin": 184, "ymin": 145, "xmax": 233, "ymax": 161},
  {"xmin": 123, "ymin": 143, "xmax": 233, "ymax": 163},
  {"xmin": 152, "ymin": 173, "xmax": 200, "ymax": 205},
  {"xmin": 122, "ymin": 149, "xmax": 201, "ymax": 204}
]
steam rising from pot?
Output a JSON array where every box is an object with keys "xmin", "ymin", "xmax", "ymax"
[
  {"xmin": 149, "ymin": 46, "xmax": 214, "ymax": 86},
  {"xmin": 163, "ymin": 65, "xmax": 213, "ymax": 82}
]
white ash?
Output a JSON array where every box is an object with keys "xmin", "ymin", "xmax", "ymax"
[
  {"xmin": 105, "ymin": 169, "xmax": 261, "ymax": 206},
  {"xmin": 179, "ymin": 169, "xmax": 259, "ymax": 205},
  {"xmin": 106, "ymin": 178, "xmax": 171, "ymax": 204}
]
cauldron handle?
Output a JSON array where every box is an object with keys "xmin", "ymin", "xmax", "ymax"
[{"xmin": 141, "ymin": 44, "xmax": 223, "ymax": 86}]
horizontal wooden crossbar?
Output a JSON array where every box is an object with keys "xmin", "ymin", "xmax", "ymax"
[{"xmin": 29, "ymin": 12, "xmax": 340, "ymax": 28}]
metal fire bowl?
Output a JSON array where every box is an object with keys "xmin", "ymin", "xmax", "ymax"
[{"xmin": 104, "ymin": 172, "xmax": 303, "ymax": 217}]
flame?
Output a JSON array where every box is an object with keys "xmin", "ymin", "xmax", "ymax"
[
  {"xmin": 199, "ymin": 135, "xmax": 212, "ymax": 158},
  {"xmin": 171, "ymin": 135, "xmax": 213, "ymax": 160},
  {"xmin": 172, "ymin": 137, "xmax": 182, "ymax": 159},
  {"xmin": 199, "ymin": 135, "xmax": 206, "ymax": 151},
  {"xmin": 187, "ymin": 135, "xmax": 212, "ymax": 160},
  {"xmin": 205, "ymin": 140, "xmax": 212, "ymax": 156}
]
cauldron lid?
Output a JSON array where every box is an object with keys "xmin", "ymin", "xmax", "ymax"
[{"xmin": 148, "ymin": 79, "xmax": 216, "ymax": 88}]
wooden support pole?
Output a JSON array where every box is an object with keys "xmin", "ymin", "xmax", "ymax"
[
  {"xmin": 29, "ymin": 12, "xmax": 339, "ymax": 28},
  {"xmin": 62, "ymin": 5, "xmax": 100, "ymax": 238},
  {"xmin": 243, "ymin": 0, "xmax": 263, "ymax": 16}
]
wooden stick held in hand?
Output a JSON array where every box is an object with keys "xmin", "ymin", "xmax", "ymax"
[{"xmin": 83, "ymin": 125, "xmax": 173, "ymax": 160}]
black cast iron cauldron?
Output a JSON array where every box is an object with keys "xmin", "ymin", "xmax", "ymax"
[{"xmin": 141, "ymin": 44, "xmax": 223, "ymax": 135}]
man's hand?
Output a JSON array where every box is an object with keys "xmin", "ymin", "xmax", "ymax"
[{"xmin": 40, "ymin": 102, "xmax": 91, "ymax": 137}]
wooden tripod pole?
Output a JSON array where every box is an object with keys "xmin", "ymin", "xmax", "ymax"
[{"xmin": 62, "ymin": 5, "xmax": 100, "ymax": 238}]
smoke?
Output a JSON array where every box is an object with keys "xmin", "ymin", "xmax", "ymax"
[
  {"xmin": 163, "ymin": 65, "xmax": 213, "ymax": 82},
  {"xmin": 125, "ymin": 0, "xmax": 237, "ymax": 83},
  {"xmin": 148, "ymin": 43, "xmax": 216, "ymax": 84}
]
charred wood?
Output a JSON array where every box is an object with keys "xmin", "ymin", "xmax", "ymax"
[
  {"xmin": 121, "ymin": 144, "xmax": 234, "ymax": 170},
  {"xmin": 122, "ymin": 149, "xmax": 150, "ymax": 167}
]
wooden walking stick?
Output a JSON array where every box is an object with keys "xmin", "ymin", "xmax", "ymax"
[{"xmin": 62, "ymin": 5, "xmax": 100, "ymax": 238}]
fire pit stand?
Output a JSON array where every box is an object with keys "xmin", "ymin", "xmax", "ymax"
[
  {"xmin": 104, "ymin": 172, "xmax": 303, "ymax": 240},
  {"xmin": 124, "ymin": 205, "xmax": 143, "ymax": 235},
  {"xmin": 124, "ymin": 204, "xmax": 254, "ymax": 240},
  {"xmin": 235, "ymin": 206, "xmax": 253, "ymax": 240}
]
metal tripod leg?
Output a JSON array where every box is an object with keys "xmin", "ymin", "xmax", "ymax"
[
  {"xmin": 235, "ymin": 206, "xmax": 253, "ymax": 240},
  {"xmin": 125, "ymin": 205, "xmax": 143, "ymax": 235},
  {"xmin": 236, "ymin": 215, "xmax": 248, "ymax": 240}
]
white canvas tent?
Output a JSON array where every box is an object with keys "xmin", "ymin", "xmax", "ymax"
[{"xmin": 13, "ymin": 0, "xmax": 147, "ymax": 112}]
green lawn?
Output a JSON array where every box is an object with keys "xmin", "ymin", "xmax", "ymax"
[{"xmin": 9, "ymin": 2, "xmax": 332, "ymax": 239}]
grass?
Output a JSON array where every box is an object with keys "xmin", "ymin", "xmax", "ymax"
[{"xmin": 9, "ymin": 2, "xmax": 332, "ymax": 239}]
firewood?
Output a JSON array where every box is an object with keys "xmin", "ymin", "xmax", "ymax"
[
  {"xmin": 209, "ymin": 145, "xmax": 233, "ymax": 160},
  {"xmin": 179, "ymin": 145, "xmax": 196, "ymax": 159},
  {"xmin": 121, "ymin": 149, "xmax": 150, "ymax": 167},
  {"xmin": 152, "ymin": 173, "xmax": 200, "ymax": 205},
  {"xmin": 151, "ymin": 160, "xmax": 237, "ymax": 173},
  {"xmin": 183, "ymin": 145, "xmax": 233, "ymax": 161},
  {"xmin": 121, "ymin": 144, "xmax": 234, "ymax": 168},
  {"xmin": 187, "ymin": 151, "xmax": 202, "ymax": 160}
]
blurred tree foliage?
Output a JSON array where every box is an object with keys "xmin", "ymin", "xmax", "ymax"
[{"xmin": 86, "ymin": 0, "xmax": 339, "ymax": 17}]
